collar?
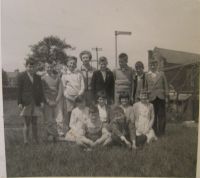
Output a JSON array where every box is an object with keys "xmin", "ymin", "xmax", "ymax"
[
  {"xmin": 148, "ymin": 71, "xmax": 158, "ymax": 75},
  {"xmin": 136, "ymin": 73, "xmax": 144, "ymax": 79},
  {"xmin": 119, "ymin": 65, "xmax": 129, "ymax": 72},
  {"xmin": 66, "ymin": 68, "xmax": 78, "ymax": 74},
  {"xmin": 26, "ymin": 71, "xmax": 34, "ymax": 78},
  {"xmin": 97, "ymin": 104, "xmax": 106, "ymax": 109},
  {"xmin": 81, "ymin": 65, "xmax": 94, "ymax": 71}
]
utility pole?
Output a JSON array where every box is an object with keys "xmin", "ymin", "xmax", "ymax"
[{"xmin": 92, "ymin": 47, "xmax": 102, "ymax": 69}]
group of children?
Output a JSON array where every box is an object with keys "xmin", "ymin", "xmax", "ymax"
[{"xmin": 18, "ymin": 50, "xmax": 168, "ymax": 150}]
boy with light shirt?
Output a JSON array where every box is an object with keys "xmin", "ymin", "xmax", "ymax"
[
  {"xmin": 61, "ymin": 56, "xmax": 85, "ymax": 131},
  {"xmin": 41, "ymin": 60, "xmax": 64, "ymax": 140}
]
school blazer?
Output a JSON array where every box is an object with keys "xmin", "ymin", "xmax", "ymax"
[
  {"xmin": 17, "ymin": 71, "xmax": 45, "ymax": 106},
  {"xmin": 91, "ymin": 69, "xmax": 115, "ymax": 101},
  {"xmin": 146, "ymin": 71, "xmax": 169, "ymax": 101}
]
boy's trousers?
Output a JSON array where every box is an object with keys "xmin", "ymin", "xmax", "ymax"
[
  {"xmin": 44, "ymin": 99, "xmax": 64, "ymax": 137},
  {"xmin": 151, "ymin": 97, "xmax": 166, "ymax": 136}
]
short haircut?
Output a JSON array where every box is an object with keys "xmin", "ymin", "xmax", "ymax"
[
  {"xmin": 79, "ymin": 50, "xmax": 92, "ymax": 60},
  {"xmin": 98, "ymin": 56, "xmax": 108, "ymax": 64},
  {"xmin": 135, "ymin": 61, "xmax": 144, "ymax": 69},
  {"xmin": 110, "ymin": 106, "xmax": 124, "ymax": 117},
  {"xmin": 25, "ymin": 58, "xmax": 35, "ymax": 66},
  {"xmin": 67, "ymin": 56, "xmax": 77, "ymax": 63},
  {"xmin": 118, "ymin": 53, "xmax": 128, "ymax": 62},
  {"xmin": 89, "ymin": 105, "xmax": 99, "ymax": 114},
  {"xmin": 97, "ymin": 90, "xmax": 107, "ymax": 99},
  {"xmin": 119, "ymin": 92, "xmax": 130, "ymax": 101}
]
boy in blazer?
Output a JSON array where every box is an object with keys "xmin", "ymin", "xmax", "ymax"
[
  {"xmin": 146, "ymin": 60, "xmax": 169, "ymax": 136},
  {"xmin": 91, "ymin": 56, "xmax": 114, "ymax": 105},
  {"xmin": 18, "ymin": 59, "xmax": 44, "ymax": 144}
]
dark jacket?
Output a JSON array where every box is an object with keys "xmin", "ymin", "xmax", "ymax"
[
  {"xmin": 17, "ymin": 71, "xmax": 44, "ymax": 106},
  {"xmin": 91, "ymin": 69, "xmax": 114, "ymax": 104},
  {"xmin": 133, "ymin": 73, "xmax": 147, "ymax": 102}
]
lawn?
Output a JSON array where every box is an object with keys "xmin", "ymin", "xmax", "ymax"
[{"xmin": 3, "ymin": 100, "xmax": 199, "ymax": 177}]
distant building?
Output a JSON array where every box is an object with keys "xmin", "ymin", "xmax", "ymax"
[
  {"xmin": 148, "ymin": 47, "xmax": 200, "ymax": 121},
  {"xmin": 6, "ymin": 69, "xmax": 19, "ymax": 87},
  {"xmin": 148, "ymin": 47, "xmax": 200, "ymax": 93}
]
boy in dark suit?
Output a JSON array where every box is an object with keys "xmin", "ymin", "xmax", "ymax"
[
  {"xmin": 18, "ymin": 59, "xmax": 44, "ymax": 144},
  {"xmin": 91, "ymin": 56, "xmax": 114, "ymax": 105},
  {"xmin": 133, "ymin": 61, "xmax": 147, "ymax": 103}
]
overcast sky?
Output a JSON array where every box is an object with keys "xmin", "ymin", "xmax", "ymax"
[{"xmin": 1, "ymin": 0, "xmax": 200, "ymax": 72}]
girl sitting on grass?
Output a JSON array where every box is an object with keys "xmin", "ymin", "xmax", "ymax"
[
  {"xmin": 129, "ymin": 89, "xmax": 157, "ymax": 148},
  {"xmin": 64, "ymin": 96, "xmax": 90, "ymax": 144}
]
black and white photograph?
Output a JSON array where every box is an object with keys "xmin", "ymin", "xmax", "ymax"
[{"xmin": 0, "ymin": 0, "xmax": 200, "ymax": 177}]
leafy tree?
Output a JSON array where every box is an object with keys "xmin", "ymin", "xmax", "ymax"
[{"xmin": 29, "ymin": 36, "xmax": 71, "ymax": 64}]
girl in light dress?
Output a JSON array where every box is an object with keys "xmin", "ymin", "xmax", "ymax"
[{"xmin": 129, "ymin": 89, "xmax": 157, "ymax": 147}]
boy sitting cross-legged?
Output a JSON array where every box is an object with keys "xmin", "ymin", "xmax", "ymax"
[{"xmin": 85, "ymin": 105, "xmax": 112, "ymax": 149}]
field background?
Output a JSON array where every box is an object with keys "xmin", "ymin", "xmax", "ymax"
[{"xmin": 3, "ymin": 100, "xmax": 199, "ymax": 177}]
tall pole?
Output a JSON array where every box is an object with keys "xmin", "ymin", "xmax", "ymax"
[
  {"xmin": 92, "ymin": 47, "xmax": 102, "ymax": 70},
  {"xmin": 115, "ymin": 31, "xmax": 118, "ymax": 68},
  {"xmin": 114, "ymin": 31, "xmax": 132, "ymax": 68}
]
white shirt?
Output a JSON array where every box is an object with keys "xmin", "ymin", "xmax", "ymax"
[
  {"xmin": 97, "ymin": 104, "xmax": 108, "ymax": 122},
  {"xmin": 69, "ymin": 107, "xmax": 89, "ymax": 136},
  {"xmin": 101, "ymin": 71, "xmax": 106, "ymax": 81},
  {"xmin": 27, "ymin": 71, "xmax": 33, "ymax": 83}
]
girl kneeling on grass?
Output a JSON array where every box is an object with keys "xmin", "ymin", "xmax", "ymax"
[
  {"xmin": 63, "ymin": 96, "xmax": 90, "ymax": 144},
  {"xmin": 109, "ymin": 106, "xmax": 132, "ymax": 149},
  {"xmin": 129, "ymin": 89, "xmax": 157, "ymax": 148},
  {"xmin": 119, "ymin": 92, "xmax": 136, "ymax": 149}
]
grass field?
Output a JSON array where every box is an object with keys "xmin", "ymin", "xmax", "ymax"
[{"xmin": 3, "ymin": 100, "xmax": 199, "ymax": 177}]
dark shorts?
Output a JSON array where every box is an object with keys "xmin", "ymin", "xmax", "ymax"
[
  {"xmin": 136, "ymin": 135, "xmax": 147, "ymax": 147},
  {"xmin": 86, "ymin": 131, "xmax": 102, "ymax": 142}
]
